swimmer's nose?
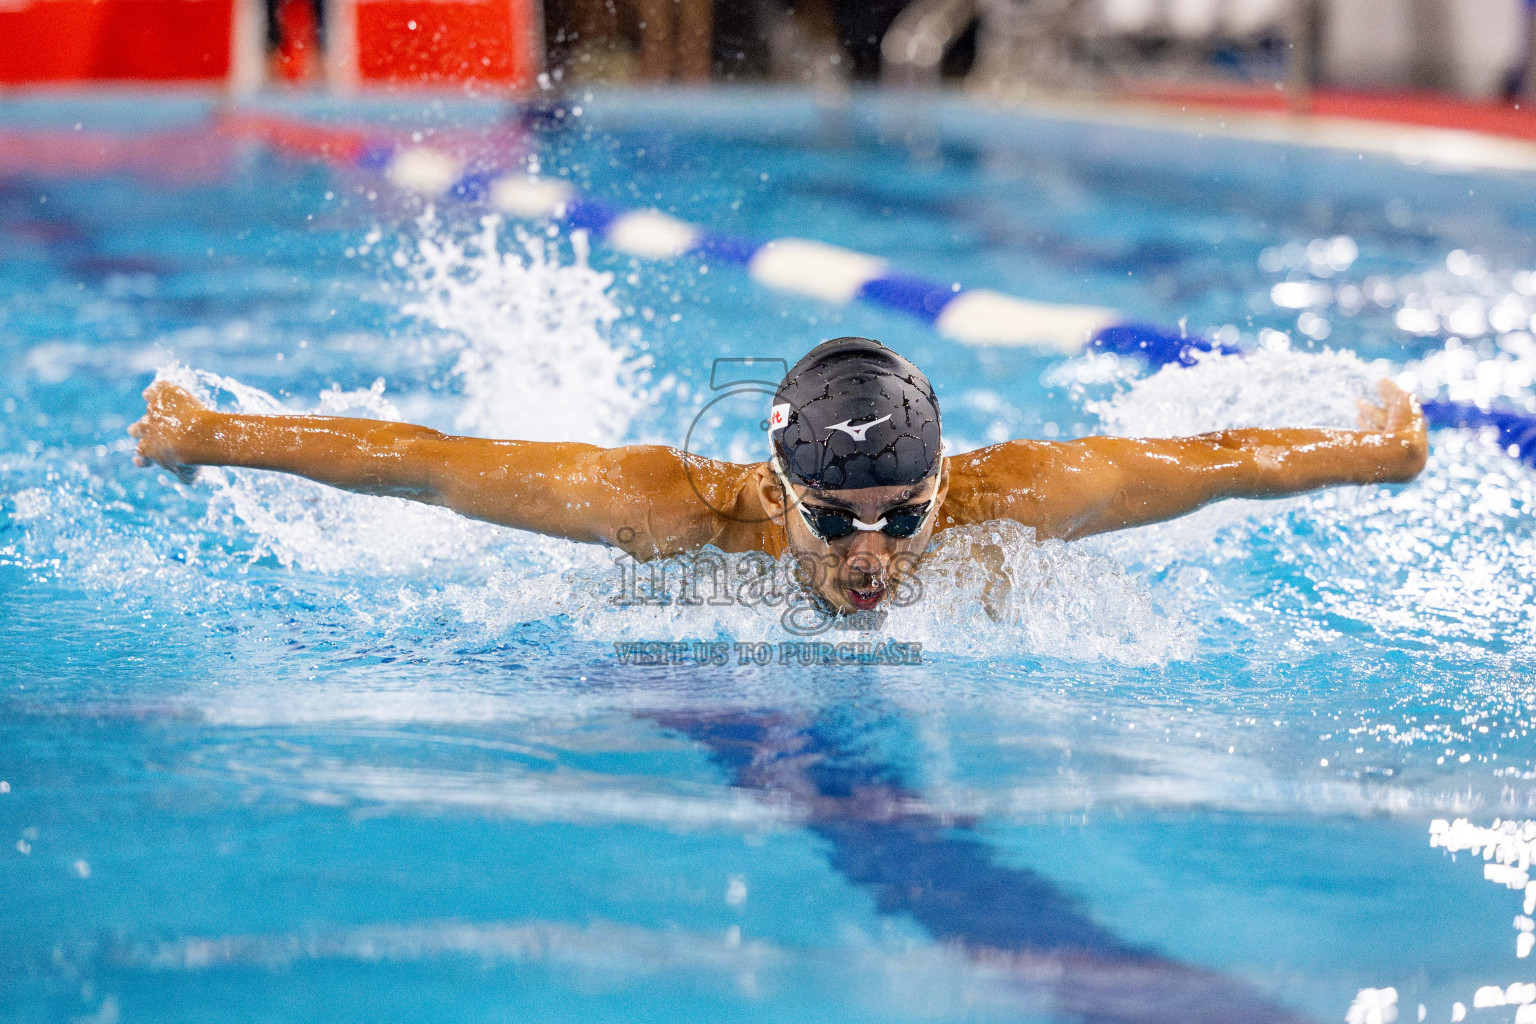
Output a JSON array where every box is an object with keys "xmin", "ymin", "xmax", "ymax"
[{"xmin": 842, "ymin": 546, "xmax": 889, "ymax": 587}]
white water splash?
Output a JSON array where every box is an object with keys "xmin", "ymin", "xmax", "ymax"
[
  {"xmin": 1407, "ymin": 337, "xmax": 1536, "ymax": 410},
  {"xmin": 402, "ymin": 210, "xmax": 647, "ymax": 443},
  {"xmin": 1079, "ymin": 342, "xmax": 1379, "ymax": 567},
  {"xmin": 155, "ymin": 363, "xmax": 509, "ymax": 576},
  {"xmin": 1090, "ymin": 340, "xmax": 1378, "ymax": 438},
  {"xmin": 4, "ymin": 457, "xmax": 253, "ymax": 612},
  {"xmin": 1078, "ymin": 341, "xmax": 1536, "ymax": 652},
  {"xmin": 896, "ymin": 520, "xmax": 1187, "ymax": 663},
  {"xmin": 403, "ymin": 520, "xmax": 1186, "ymax": 665},
  {"xmin": 5, "ymin": 212, "xmax": 647, "ymax": 601},
  {"xmin": 130, "ymin": 212, "xmax": 652, "ymax": 578}
]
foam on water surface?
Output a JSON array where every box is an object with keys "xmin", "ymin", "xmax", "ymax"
[
  {"xmin": 403, "ymin": 521, "xmax": 1186, "ymax": 664},
  {"xmin": 4, "ymin": 205, "xmax": 1531, "ymax": 711},
  {"xmin": 9, "ymin": 274, "xmax": 1534, "ymax": 689},
  {"xmin": 5, "ymin": 211, "xmax": 1195, "ymax": 667}
]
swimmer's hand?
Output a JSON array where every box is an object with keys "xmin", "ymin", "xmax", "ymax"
[
  {"xmin": 128, "ymin": 381, "xmax": 209, "ymax": 485},
  {"xmin": 1356, "ymin": 378, "xmax": 1429, "ymax": 479}
]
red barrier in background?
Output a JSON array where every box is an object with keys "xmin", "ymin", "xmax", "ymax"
[
  {"xmin": 353, "ymin": 0, "xmax": 536, "ymax": 89},
  {"xmin": 0, "ymin": 0, "xmax": 234, "ymax": 84}
]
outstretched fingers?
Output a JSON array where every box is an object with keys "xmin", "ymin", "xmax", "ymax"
[
  {"xmin": 1356, "ymin": 396, "xmax": 1386, "ymax": 431},
  {"xmin": 1378, "ymin": 378, "xmax": 1420, "ymax": 435},
  {"xmin": 1357, "ymin": 378, "xmax": 1419, "ymax": 434}
]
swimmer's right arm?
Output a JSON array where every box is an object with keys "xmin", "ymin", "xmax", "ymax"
[
  {"xmin": 129, "ymin": 382, "xmax": 752, "ymax": 558},
  {"xmin": 942, "ymin": 378, "xmax": 1428, "ymax": 540}
]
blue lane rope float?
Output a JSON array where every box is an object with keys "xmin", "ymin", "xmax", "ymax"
[
  {"xmin": 1421, "ymin": 400, "xmax": 1536, "ymax": 464},
  {"xmin": 232, "ymin": 119, "xmax": 1536, "ymax": 467}
]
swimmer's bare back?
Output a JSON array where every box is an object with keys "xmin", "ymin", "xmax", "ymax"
[{"xmin": 130, "ymin": 379, "xmax": 1426, "ymax": 561}]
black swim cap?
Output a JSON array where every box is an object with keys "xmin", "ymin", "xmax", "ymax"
[{"xmin": 769, "ymin": 337, "xmax": 942, "ymax": 490}]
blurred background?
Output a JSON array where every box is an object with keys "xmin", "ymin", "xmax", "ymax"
[{"xmin": 1, "ymin": 0, "xmax": 1533, "ymax": 114}]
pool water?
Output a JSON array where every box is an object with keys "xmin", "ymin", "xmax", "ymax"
[{"xmin": 3, "ymin": 89, "xmax": 1536, "ymax": 1023}]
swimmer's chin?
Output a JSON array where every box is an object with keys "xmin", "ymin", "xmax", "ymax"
[{"xmin": 843, "ymin": 586, "xmax": 885, "ymax": 612}]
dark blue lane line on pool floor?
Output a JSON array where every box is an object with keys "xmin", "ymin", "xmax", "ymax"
[{"xmin": 654, "ymin": 710, "xmax": 1313, "ymax": 1024}]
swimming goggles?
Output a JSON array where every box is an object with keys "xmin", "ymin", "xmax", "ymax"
[{"xmin": 771, "ymin": 455, "xmax": 935, "ymax": 541}]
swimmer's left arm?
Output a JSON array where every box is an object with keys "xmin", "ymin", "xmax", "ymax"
[{"xmin": 947, "ymin": 379, "xmax": 1427, "ymax": 539}]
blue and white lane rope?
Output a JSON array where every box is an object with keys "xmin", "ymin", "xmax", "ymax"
[
  {"xmin": 381, "ymin": 148, "xmax": 1198, "ymax": 361},
  {"xmin": 376, "ymin": 144, "xmax": 1536, "ymax": 466}
]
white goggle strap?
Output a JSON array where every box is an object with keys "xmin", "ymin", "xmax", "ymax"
[
  {"xmin": 770, "ymin": 453, "xmax": 808, "ymax": 525},
  {"xmin": 769, "ymin": 451, "xmax": 796, "ymax": 496},
  {"xmin": 771, "ymin": 453, "xmax": 836, "ymax": 538}
]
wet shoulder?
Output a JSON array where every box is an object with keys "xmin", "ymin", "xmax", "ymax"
[
  {"xmin": 936, "ymin": 442, "xmax": 1055, "ymax": 532},
  {"xmin": 597, "ymin": 447, "xmax": 768, "ymax": 559},
  {"xmin": 667, "ymin": 454, "xmax": 777, "ymax": 555}
]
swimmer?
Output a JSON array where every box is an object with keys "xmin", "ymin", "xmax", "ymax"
[{"xmin": 130, "ymin": 336, "xmax": 1426, "ymax": 614}]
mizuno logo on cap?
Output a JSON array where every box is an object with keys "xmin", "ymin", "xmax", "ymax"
[{"xmin": 826, "ymin": 415, "xmax": 891, "ymax": 442}]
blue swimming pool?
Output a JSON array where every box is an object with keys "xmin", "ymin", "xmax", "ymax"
[{"xmin": 3, "ymin": 88, "xmax": 1535, "ymax": 1024}]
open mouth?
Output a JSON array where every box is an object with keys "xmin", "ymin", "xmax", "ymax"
[{"xmin": 844, "ymin": 586, "xmax": 885, "ymax": 611}]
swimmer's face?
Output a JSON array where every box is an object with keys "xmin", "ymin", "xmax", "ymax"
[{"xmin": 759, "ymin": 461, "xmax": 949, "ymax": 614}]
